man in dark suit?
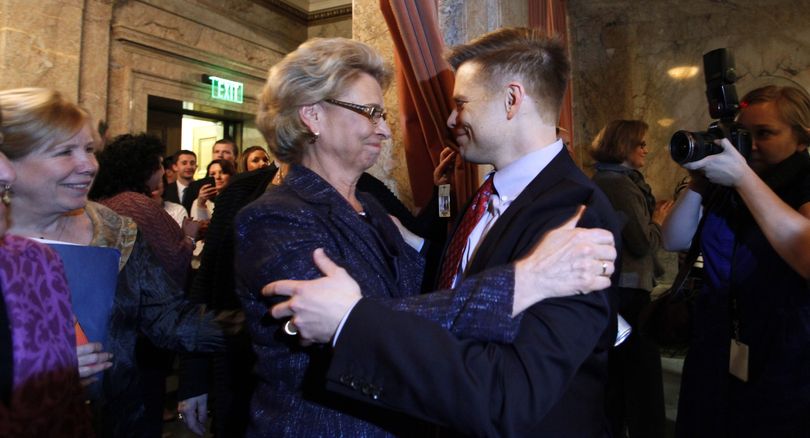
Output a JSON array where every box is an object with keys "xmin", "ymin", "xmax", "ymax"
[
  {"xmin": 265, "ymin": 27, "xmax": 621, "ymax": 437},
  {"xmin": 163, "ymin": 150, "xmax": 197, "ymax": 206}
]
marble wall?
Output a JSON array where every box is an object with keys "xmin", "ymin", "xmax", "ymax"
[
  {"xmin": 350, "ymin": 0, "xmax": 529, "ymax": 210},
  {"xmin": 308, "ymin": 16, "xmax": 352, "ymax": 38},
  {"xmin": 8, "ymin": 0, "xmax": 806, "ymax": 209},
  {"xmin": 1, "ymin": 0, "xmax": 315, "ymax": 144},
  {"xmin": 568, "ymin": 0, "xmax": 810, "ymax": 200},
  {"xmin": 352, "ymin": 0, "xmax": 413, "ymax": 208},
  {"xmin": 107, "ymin": 0, "xmax": 303, "ymax": 136},
  {"xmin": 1, "ymin": 0, "xmax": 88, "ymax": 99}
]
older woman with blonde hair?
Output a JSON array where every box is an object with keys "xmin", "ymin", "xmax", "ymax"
[
  {"xmin": 0, "ymin": 87, "xmax": 226, "ymax": 437},
  {"xmin": 0, "ymin": 104, "xmax": 102, "ymax": 436},
  {"xmin": 235, "ymin": 36, "xmax": 427, "ymax": 437}
]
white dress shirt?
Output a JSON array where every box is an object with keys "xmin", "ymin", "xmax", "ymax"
[
  {"xmin": 333, "ymin": 139, "xmax": 565, "ymax": 345},
  {"xmin": 176, "ymin": 180, "xmax": 189, "ymax": 203},
  {"xmin": 450, "ymin": 140, "xmax": 564, "ymax": 287}
]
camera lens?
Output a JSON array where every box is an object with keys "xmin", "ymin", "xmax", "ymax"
[
  {"xmin": 669, "ymin": 131, "xmax": 698, "ymax": 164},
  {"xmin": 669, "ymin": 130, "xmax": 723, "ymax": 164}
]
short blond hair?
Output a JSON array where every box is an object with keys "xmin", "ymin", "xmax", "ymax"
[
  {"xmin": 742, "ymin": 85, "xmax": 810, "ymax": 147},
  {"xmin": 256, "ymin": 38, "xmax": 391, "ymax": 163},
  {"xmin": 0, "ymin": 88, "xmax": 99, "ymax": 160},
  {"xmin": 447, "ymin": 27, "xmax": 569, "ymax": 124}
]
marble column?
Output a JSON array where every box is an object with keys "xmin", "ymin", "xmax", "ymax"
[
  {"xmin": 438, "ymin": 0, "xmax": 527, "ymax": 47},
  {"xmin": 78, "ymin": 0, "xmax": 114, "ymax": 126},
  {"xmin": 0, "ymin": 0, "xmax": 85, "ymax": 99},
  {"xmin": 352, "ymin": 0, "xmax": 414, "ymax": 209}
]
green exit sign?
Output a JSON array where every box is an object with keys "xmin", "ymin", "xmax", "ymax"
[{"xmin": 210, "ymin": 76, "xmax": 243, "ymax": 104}]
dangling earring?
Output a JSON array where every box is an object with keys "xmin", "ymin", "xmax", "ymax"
[
  {"xmin": 1, "ymin": 185, "xmax": 11, "ymax": 206},
  {"xmin": 309, "ymin": 132, "xmax": 320, "ymax": 144}
]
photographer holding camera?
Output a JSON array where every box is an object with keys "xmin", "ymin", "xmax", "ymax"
[{"xmin": 662, "ymin": 84, "xmax": 810, "ymax": 436}]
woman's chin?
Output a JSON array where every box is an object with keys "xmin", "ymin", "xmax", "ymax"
[{"xmin": 360, "ymin": 149, "xmax": 382, "ymax": 170}]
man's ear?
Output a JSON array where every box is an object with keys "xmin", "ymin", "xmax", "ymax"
[
  {"xmin": 504, "ymin": 82, "xmax": 525, "ymax": 120},
  {"xmin": 299, "ymin": 104, "xmax": 321, "ymax": 133}
]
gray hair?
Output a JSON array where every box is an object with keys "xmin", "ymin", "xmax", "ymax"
[{"xmin": 256, "ymin": 38, "xmax": 391, "ymax": 163}]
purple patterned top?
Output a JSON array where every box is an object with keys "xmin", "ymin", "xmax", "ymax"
[{"xmin": 0, "ymin": 235, "xmax": 93, "ymax": 437}]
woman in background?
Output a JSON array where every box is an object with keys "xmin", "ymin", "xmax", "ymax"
[
  {"xmin": 0, "ymin": 110, "xmax": 105, "ymax": 436},
  {"xmin": 90, "ymin": 133, "xmax": 198, "ymax": 286},
  {"xmin": 0, "ymin": 87, "xmax": 226, "ymax": 437},
  {"xmin": 191, "ymin": 158, "xmax": 236, "ymax": 221},
  {"xmin": 663, "ymin": 85, "xmax": 810, "ymax": 436},
  {"xmin": 239, "ymin": 145, "xmax": 271, "ymax": 172},
  {"xmin": 90, "ymin": 132, "xmax": 204, "ymax": 431},
  {"xmin": 590, "ymin": 119, "xmax": 672, "ymax": 438}
]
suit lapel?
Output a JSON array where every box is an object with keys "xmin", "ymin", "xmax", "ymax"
[
  {"xmin": 285, "ymin": 165, "xmax": 402, "ymax": 297},
  {"xmin": 163, "ymin": 181, "xmax": 181, "ymax": 204},
  {"xmin": 465, "ymin": 150, "xmax": 594, "ymax": 276}
]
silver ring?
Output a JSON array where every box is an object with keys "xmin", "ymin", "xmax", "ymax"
[
  {"xmin": 601, "ymin": 261, "xmax": 608, "ymax": 276},
  {"xmin": 177, "ymin": 412, "xmax": 184, "ymax": 421},
  {"xmin": 283, "ymin": 320, "xmax": 299, "ymax": 336}
]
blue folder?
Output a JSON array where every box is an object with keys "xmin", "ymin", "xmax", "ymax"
[
  {"xmin": 47, "ymin": 243, "xmax": 119, "ymax": 399},
  {"xmin": 47, "ymin": 243, "xmax": 120, "ymax": 347}
]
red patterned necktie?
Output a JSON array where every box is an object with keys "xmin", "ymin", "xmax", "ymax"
[{"xmin": 436, "ymin": 176, "xmax": 495, "ymax": 289}]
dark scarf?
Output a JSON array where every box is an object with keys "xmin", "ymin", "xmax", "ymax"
[
  {"xmin": 760, "ymin": 151, "xmax": 810, "ymax": 202},
  {"xmin": 594, "ymin": 162, "xmax": 657, "ymax": 215}
]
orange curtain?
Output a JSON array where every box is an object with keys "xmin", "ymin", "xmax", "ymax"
[
  {"xmin": 528, "ymin": 0, "xmax": 575, "ymax": 155},
  {"xmin": 380, "ymin": 0, "xmax": 479, "ymax": 212}
]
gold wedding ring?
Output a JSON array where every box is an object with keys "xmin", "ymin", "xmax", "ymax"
[{"xmin": 283, "ymin": 320, "xmax": 299, "ymax": 336}]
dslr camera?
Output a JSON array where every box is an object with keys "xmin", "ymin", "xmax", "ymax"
[{"xmin": 669, "ymin": 48, "xmax": 752, "ymax": 164}]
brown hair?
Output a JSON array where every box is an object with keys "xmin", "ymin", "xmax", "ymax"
[
  {"xmin": 239, "ymin": 145, "xmax": 269, "ymax": 172},
  {"xmin": 447, "ymin": 27, "xmax": 569, "ymax": 124},
  {"xmin": 256, "ymin": 38, "xmax": 391, "ymax": 164},
  {"xmin": 590, "ymin": 120, "xmax": 649, "ymax": 164},
  {"xmin": 207, "ymin": 158, "xmax": 236, "ymax": 177},
  {"xmin": 741, "ymin": 85, "xmax": 810, "ymax": 147},
  {"xmin": 0, "ymin": 88, "xmax": 99, "ymax": 160}
]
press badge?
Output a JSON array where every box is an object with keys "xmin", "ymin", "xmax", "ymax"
[
  {"xmin": 729, "ymin": 339, "xmax": 749, "ymax": 382},
  {"xmin": 438, "ymin": 184, "xmax": 451, "ymax": 218}
]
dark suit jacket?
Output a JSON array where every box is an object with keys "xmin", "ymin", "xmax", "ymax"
[
  {"xmin": 233, "ymin": 164, "xmax": 430, "ymax": 436},
  {"xmin": 182, "ymin": 179, "xmax": 205, "ymax": 213},
  {"xmin": 162, "ymin": 181, "xmax": 182, "ymax": 204},
  {"xmin": 325, "ymin": 149, "xmax": 622, "ymax": 437},
  {"xmin": 177, "ymin": 165, "xmax": 277, "ymax": 436},
  {"xmin": 181, "ymin": 165, "xmax": 436, "ymax": 436},
  {"xmin": 233, "ymin": 164, "xmax": 523, "ymax": 436}
]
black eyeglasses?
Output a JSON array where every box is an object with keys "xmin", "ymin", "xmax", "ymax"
[{"xmin": 324, "ymin": 99, "xmax": 387, "ymax": 125}]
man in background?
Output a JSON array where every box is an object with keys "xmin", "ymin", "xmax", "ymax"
[{"xmin": 163, "ymin": 150, "xmax": 197, "ymax": 207}]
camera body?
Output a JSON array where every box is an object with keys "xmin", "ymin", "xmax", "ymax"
[{"xmin": 669, "ymin": 48, "xmax": 752, "ymax": 164}]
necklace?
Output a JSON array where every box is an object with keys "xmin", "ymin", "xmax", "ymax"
[{"xmin": 272, "ymin": 167, "xmax": 285, "ymax": 186}]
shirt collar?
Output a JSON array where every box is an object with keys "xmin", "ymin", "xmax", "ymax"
[{"xmin": 490, "ymin": 139, "xmax": 564, "ymax": 204}]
